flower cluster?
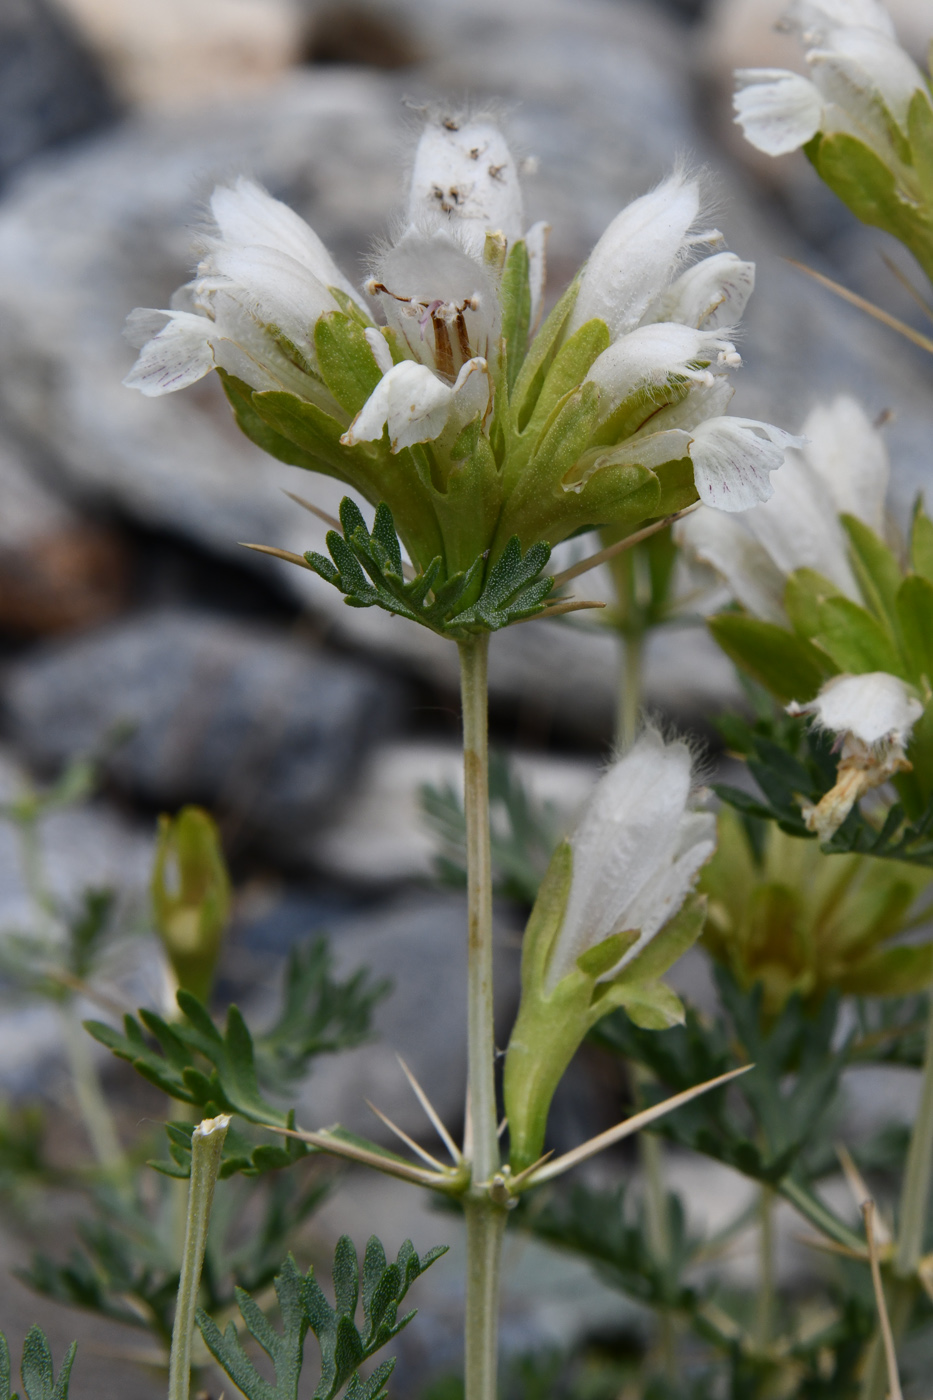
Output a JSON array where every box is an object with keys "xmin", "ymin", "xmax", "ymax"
[
  {"xmin": 679, "ymin": 395, "xmax": 932, "ymax": 839},
  {"xmin": 734, "ymin": 0, "xmax": 933, "ymax": 282},
  {"xmin": 503, "ymin": 729, "xmax": 715, "ymax": 1170},
  {"xmin": 124, "ymin": 110, "xmax": 798, "ymax": 603}
]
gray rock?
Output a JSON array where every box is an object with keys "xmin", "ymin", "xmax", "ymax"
[
  {"xmin": 235, "ymin": 888, "xmax": 521, "ymax": 1141},
  {"xmin": 2, "ymin": 609, "xmax": 407, "ymax": 856},
  {"xmin": 0, "ymin": 0, "xmax": 117, "ymax": 188}
]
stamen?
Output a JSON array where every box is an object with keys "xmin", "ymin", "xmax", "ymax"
[{"xmin": 432, "ymin": 314, "xmax": 455, "ymax": 378}]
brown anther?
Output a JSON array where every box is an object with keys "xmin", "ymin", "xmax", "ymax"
[
  {"xmin": 432, "ymin": 315, "xmax": 455, "ymax": 378},
  {"xmin": 488, "ymin": 163, "xmax": 506, "ymax": 181},
  {"xmin": 455, "ymin": 311, "xmax": 472, "ymax": 364},
  {"xmin": 469, "ymin": 147, "xmax": 480, "ymax": 160},
  {"xmin": 442, "ymin": 117, "xmax": 460, "ymax": 130}
]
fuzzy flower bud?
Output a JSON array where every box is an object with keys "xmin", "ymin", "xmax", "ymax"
[{"xmin": 503, "ymin": 730, "xmax": 715, "ymax": 1171}]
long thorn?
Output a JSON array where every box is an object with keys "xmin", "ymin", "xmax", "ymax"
[
  {"xmin": 786, "ymin": 259, "xmax": 933, "ymax": 356},
  {"xmin": 862, "ymin": 1199, "xmax": 904, "ymax": 1400},
  {"xmin": 507, "ymin": 1151, "xmax": 555, "ymax": 1192},
  {"xmin": 880, "ymin": 254, "xmax": 933, "ymax": 326},
  {"xmin": 396, "ymin": 1055, "xmax": 462, "ymax": 1163},
  {"xmin": 522, "ymin": 1065, "xmax": 752, "ymax": 1187},
  {"xmin": 239, "ymin": 542, "xmax": 314, "ymax": 569},
  {"xmin": 365, "ymin": 1099, "xmax": 448, "ymax": 1171},
  {"xmin": 261, "ymin": 1122, "xmax": 451, "ymax": 1189},
  {"xmin": 512, "ymin": 599, "xmax": 606, "ymax": 625},
  {"xmin": 838, "ymin": 1144, "xmax": 892, "ymax": 1246},
  {"xmin": 550, "ymin": 505, "xmax": 701, "ymax": 589}
]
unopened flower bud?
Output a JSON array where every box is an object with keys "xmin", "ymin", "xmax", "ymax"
[{"xmin": 152, "ymin": 807, "xmax": 231, "ymax": 1004}]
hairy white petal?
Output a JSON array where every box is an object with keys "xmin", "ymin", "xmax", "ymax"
[
  {"xmin": 408, "ymin": 117, "xmax": 524, "ymax": 255},
  {"xmin": 364, "ymin": 327, "xmax": 395, "ymax": 376},
  {"xmin": 208, "ymin": 178, "xmax": 367, "ymax": 310},
  {"xmin": 733, "ymin": 69, "xmax": 825, "ymax": 155},
  {"xmin": 567, "ymin": 174, "xmax": 703, "ymax": 339},
  {"xmin": 800, "ymin": 394, "xmax": 889, "ymax": 530},
  {"xmin": 785, "ymin": 0, "xmax": 896, "ymax": 38},
  {"xmin": 122, "ymin": 310, "xmax": 215, "ymax": 396},
  {"xmin": 788, "ymin": 672, "xmax": 923, "ymax": 746},
  {"xmin": 586, "ymin": 324, "xmax": 737, "ymax": 420},
  {"xmin": 810, "ymin": 28, "xmax": 928, "ymax": 134},
  {"xmin": 341, "ymin": 358, "xmax": 489, "ymax": 452},
  {"xmin": 652, "ymin": 252, "xmax": 756, "ymax": 331},
  {"xmin": 613, "ymin": 810, "xmax": 716, "ymax": 971},
  {"xmin": 675, "ymin": 508, "xmax": 788, "ymax": 624},
  {"xmin": 525, "ymin": 220, "xmax": 550, "ymax": 333},
  {"xmin": 689, "ymin": 418, "xmax": 804, "ymax": 512},
  {"xmin": 743, "ymin": 448, "xmax": 860, "ymax": 594},
  {"xmin": 547, "ymin": 730, "xmax": 708, "ymax": 988},
  {"xmin": 198, "ymin": 244, "xmax": 337, "ymax": 362}
]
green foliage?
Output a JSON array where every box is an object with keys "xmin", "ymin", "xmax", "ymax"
[
  {"xmin": 198, "ymin": 1238, "xmax": 447, "ymax": 1400},
  {"xmin": 0, "ymin": 1329, "xmax": 76, "ymax": 1400},
  {"xmin": 86, "ymin": 935, "xmax": 386, "ymax": 1176},
  {"xmin": 305, "ymin": 497, "xmax": 555, "ymax": 637},
  {"xmin": 420, "ymin": 750, "xmax": 561, "ymax": 904},
  {"xmin": 716, "ymin": 708, "xmax": 933, "ymax": 866}
]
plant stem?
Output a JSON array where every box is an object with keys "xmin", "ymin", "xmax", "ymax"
[
  {"xmin": 861, "ymin": 986, "xmax": 933, "ymax": 1400},
  {"xmin": 459, "ymin": 635, "xmax": 499, "ymax": 1188},
  {"xmin": 616, "ymin": 630, "xmax": 644, "ymax": 752},
  {"xmin": 755, "ymin": 1185, "xmax": 775, "ymax": 1351},
  {"xmin": 458, "ymin": 634, "xmax": 505, "ymax": 1400},
  {"xmin": 58, "ymin": 1003, "xmax": 125, "ymax": 1172},
  {"xmin": 167, "ymin": 1115, "xmax": 229, "ymax": 1400},
  {"xmin": 463, "ymin": 1197, "xmax": 508, "ymax": 1400},
  {"xmin": 639, "ymin": 1125, "xmax": 676, "ymax": 1377}
]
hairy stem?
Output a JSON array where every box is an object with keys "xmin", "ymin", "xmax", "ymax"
[
  {"xmin": 458, "ymin": 634, "xmax": 504, "ymax": 1400},
  {"xmin": 167, "ymin": 1115, "xmax": 229, "ymax": 1400},
  {"xmin": 59, "ymin": 1004, "xmax": 125, "ymax": 1172}
]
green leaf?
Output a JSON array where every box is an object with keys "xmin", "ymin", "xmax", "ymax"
[
  {"xmin": 18, "ymin": 1330, "xmax": 76, "ymax": 1400},
  {"xmin": 896, "ymin": 574, "xmax": 933, "ymax": 685},
  {"xmin": 219, "ymin": 372, "xmax": 325, "ymax": 473},
  {"xmin": 313, "ymin": 314, "xmax": 383, "ymax": 417},
  {"xmin": 518, "ymin": 319, "xmax": 610, "ymax": 454},
  {"xmin": 908, "ymin": 87, "xmax": 933, "ymax": 210},
  {"xmin": 840, "ymin": 514, "xmax": 903, "ymax": 635},
  {"xmin": 198, "ymin": 1255, "xmax": 308, "ymax": 1400},
  {"xmin": 708, "ymin": 614, "xmax": 834, "ymax": 703},
  {"xmin": 511, "ymin": 275, "xmax": 581, "ymax": 433},
  {"xmin": 615, "ymin": 981, "xmax": 686, "ymax": 1031},
  {"xmin": 911, "ymin": 499, "xmax": 933, "ymax": 582},
  {"xmin": 784, "ymin": 568, "xmax": 845, "ymax": 641},
  {"xmin": 813, "ymin": 595, "xmax": 904, "ymax": 676},
  {"xmin": 615, "ymin": 895, "xmax": 707, "ymax": 986}
]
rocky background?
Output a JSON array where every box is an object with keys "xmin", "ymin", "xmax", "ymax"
[{"xmin": 0, "ymin": 0, "xmax": 932, "ymax": 1396}]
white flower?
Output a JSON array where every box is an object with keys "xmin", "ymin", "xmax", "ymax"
[
  {"xmin": 734, "ymin": 1, "xmax": 931, "ymax": 165},
  {"xmin": 787, "ymin": 672, "xmax": 922, "ymax": 837},
  {"xmin": 341, "ymin": 350, "xmax": 490, "ymax": 452},
  {"xmin": 545, "ymin": 729, "xmax": 716, "ymax": 991},
  {"xmin": 585, "ymin": 323, "xmax": 741, "ymax": 420},
  {"xmin": 123, "ymin": 178, "xmax": 363, "ymax": 402},
  {"xmin": 676, "ymin": 395, "xmax": 888, "ymax": 617}
]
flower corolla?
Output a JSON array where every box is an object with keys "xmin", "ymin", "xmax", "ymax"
[
  {"xmin": 123, "ymin": 110, "xmax": 798, "ymax": 593},
  {"xmin": 676, "ymin": 396, "xmax": 888, "ymax": 623},
  {"xmin": 787, "ymin": 672, "xmax": 923, "ymax": 837}
]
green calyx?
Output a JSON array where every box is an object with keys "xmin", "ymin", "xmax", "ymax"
[
  {"xmin": 503, "ymin": 842, "xmax": 707, "ymax": 1173},
  {"xmin": 151, "ymin": 807, "xmax": 231, "ymax": 1005},
  {"xmin": 220, "ymin": 236, "xmax": 707, "ymax": 627}
]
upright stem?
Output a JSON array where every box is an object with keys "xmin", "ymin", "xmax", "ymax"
[
  {"xmin": 59, "ymin": 1004, "xmax": 125, "ymax": 1172},
  {"xmin": 861, "ymin": 986, "xmax": 933, "ymax": 1400},
  {"xmin": 167, "ymin": 1115, "xmax": 229, "ymax": 1400},
  {"xmin": 458, "ymin": 635, "xmax": 505, "ymax": 1400},
  {"xmin": 755, "ymin": 1186, "xmax": 776, "ymax": 1351},
  {"xmin": 639, "ymin": 1125, "xmax": 676, "ymax": 1377},
  {"xmin": 616, "ymin": 631, "xmax": 644, "ymax": 753},
  {"xmin": 459, "ymin": 635, "xmax": 498, "ymax": 1188}
]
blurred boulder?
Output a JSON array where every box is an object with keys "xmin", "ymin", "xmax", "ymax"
[
  {"xmin": 0, "ymin": 435, "xmax": 128, "ymax": 635},
  {"xmin": 0, "ymin": 0, "xmax": 117, "ymax": 187},
  {"xmin": 2, "ymin": 609, "xmax": 407, "ymax": 857},
  {"xmin": 53, "ymin": 0, "xmax": 304, "ymax": 107}
]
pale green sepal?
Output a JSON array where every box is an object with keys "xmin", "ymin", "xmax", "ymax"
[
  {"xmin": 499, "ymin": 239, "xmax": 532, "ymax": 393},
  {"xmin": 840, "ymin": 513, "xmax": 903, "ymax": 636},
  {"xmin": 520, "ymin": 842, "xmax": 574, "ymax": 996},
  {"xmin": 784, "ymin": 568, "xmax": 845, "ymax": 640},
  {"xmin": 510, "ymin": 275, "xmax": 581, "ymax": 434},
  {"xmin": 606, "ymin": 980, "xmax": 685, "ymax": 1031},
  {"xmin": 907, "ymin": 88, "xmax": 933, "ymax": 205},
  {"xmin": 313, "ymin": 312, "xmax": 383, "ymax": 417},
  {"xmin": 896, "ymin": 575, "xmax": 933, "ymax": 687},
  {"xmin": 431, "ymin": 418, "xmax": 504, "ymax": 578},
  {"xmin": 813, "ymin": 595, "xmax": 905, "ymax": 677},
  {"xmin": 512, "ymin": 319, "xmax": 611, "ymax": 479},
  {"xmin": 613, "ymin": 894, "xmax": 707, "ymax": 987},
  {"xmin": 576, "ymin": 929, "xmax": 640, "ymax": 980},
  {"xmin": 219, "ymin": 371, "xmax": 325, "ymax": 474},
  {"xmin": 911, "ymin": 499, "xmax": 933, "ymax": 582},
  {"xmin": 566, "ymin": 463, "xmax": 662, "ymax": 543},
  {"xmin": 327, "ymin": 285, "xmax": 376, "ymax": 329}
]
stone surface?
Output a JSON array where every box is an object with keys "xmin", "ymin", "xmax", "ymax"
[
  {"xmin": 54, "ymin": 0, "xmax": 304, "ymax": 107},
  {"xmin": 0, "ymin": 0, "xmax": 117, "ymax": 189},
  {"xmin": 1, "ymin": 609, "xmax": 407, "ymax": 858},
  {"xmin": 234, "ymin": 887, "xmax": 521, "ymax": 1140}
]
